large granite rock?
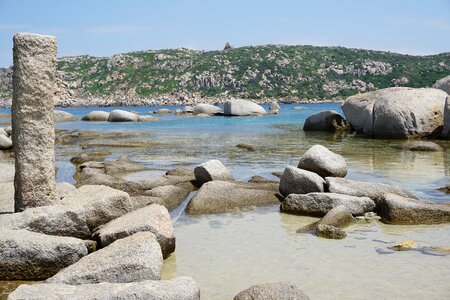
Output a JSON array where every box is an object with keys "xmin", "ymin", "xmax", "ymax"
[
  {"xmin": 144, "ymin": 184, "xmax": 191, "ymax": 211},
  {"xmin": 9, "ymin": 277, "xmax": 200, "ymax": 300},
  {"xmin": 279, "ymin": 166, "xmax": 325, "ymax": 197},
  {"xmin": 186, "ymin": 180, "xmax": 279, "ymax": 215},
  {"xmin": 443, "ymin": 96, "xmax": 450, "ymax": 139},
  {"xmin": 0, "ymin": 229, "xmax": 87, "ymax": 280},
  {"xmin": 93, "ymin": 204, "xmax": 175, "ymax": 258},
  {"xmin": 433, "ymin": 75, "xmax": 450, "ymax": 94},
  {"xmin": 234, "ymin": 282, "xmax": 310, "ymax": 300},
  {"xmin": 12, "ymin": 33, "xmax": 58, "ymax": 211},
  {"xmin": 269, "ymin": 101, "xmax": 281, "ymax": 112},
  {"xmin": 303, "ymin": 110, "xmax": 347, "ymax": 132},
  {"xmin": 378, "ymin": 193, "xmax": 450, "ymax": 224},
  {"xmin": 280, "ymin": 192, "xmax": 375, "ymax": 217},
  {"xmin": 194, "ymin": 159, "xmax": 234, "ymax": 186},
  {"xmin": 0, "ymin": 205, "xmax": 90, "ymax": 239},
  {"xmin": 61, "ymin": 185, "xmax": 133, "ymax": 230},
  {"xmin": 0, "ymin": 162, "xmax": 15, "ymax": 183},
  {"xmin": 108, "ymin": 109, "xmax": 139, "ymax": 122},
  {"xmin": 326, "ymin": 177, "xmax": 417, "ymax": 205},
  {"xmin": 193, "ymin": 103, "xmax": 222, "ymax": 115},
  {"xmin": 56, "ymin": 182, "xmax": 76, "ymax": 199},
  {"xmin": 46, "ymin": 232, "xmax": 163, "ymax": 284},
  {"xmin": 81, "ymin": 111, "xmax": 110, "ymax": 121},
  {"xmin": 54, "ymin": 110, "xmax": 77, "ymax": 122},
  {"xmin": 0, "ymin": 134, "xmax": 12, "ymax": 150},
  {"xmin": 224, "ymin": 99, "xmax": 267, "ymax": 116},
  {"xmin": 298, "ymin": 145, "xmax": 347, "ymax": 178},
  {"xmin": 342, "ymin": 87, "xmax": 448, "ymax": 138}
]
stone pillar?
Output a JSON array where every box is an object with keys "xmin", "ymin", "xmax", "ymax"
[{"xmin": 12, "ymin": 33, "xmax": 58, "ymax": 212}]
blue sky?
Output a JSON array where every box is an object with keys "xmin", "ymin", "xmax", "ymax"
[{"xmin": 0, "ymin": 0, "xmax": 449, "ymax": 67}]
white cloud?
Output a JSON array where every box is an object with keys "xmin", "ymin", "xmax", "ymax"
[{"xmin": 86, "ymin": 25, "xmax": 151, "ymax": 34}]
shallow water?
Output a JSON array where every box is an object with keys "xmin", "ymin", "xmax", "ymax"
[{"xmin": 1, "ymin": 103, "xmax": 449, "ymax": 299}]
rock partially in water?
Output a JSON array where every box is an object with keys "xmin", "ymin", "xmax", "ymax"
[
  {"xmin": 236, "ymin": 143, "xmax": 257, "ymax": 152},
  {"xmin": 281, "ymin": 192, "xmax": 375, "ymax": 217},
  {"xmin": 326, "ymin": 177, "xmax": 417, "ymax": 205},
  {"xmin": 61, "ymin": 185, "xmax": 133, "ymax": 230},
  {"xmin": 10, "ymin": 277, "xmax": 200, "ymax": 300},
  {"xmin": 234, "ymin": 282, "xmax": 310, "ymax": 300},
  {"xmin": 378, "ymin": 193, "xmax": 450, "ymax": 225},
  {"xmin": 342, "ymin": 87, "xmax": 447, "ymax": 138},
  {"xmin": 269, "ymin": 101, "xmax": 281, "ymax": 113},
  {"xmin": 0, "ymin": 229, "xmax": 88, "ymax": 280},
  {"xmin": 355, "ymin": 212, "xmax": 381, "ymax": 223},
  {"xmin": 93, "ymin": 204, "xmax": 175, "ymax": 258},
  {"xmin": 165, "ymin": 167, "xmax": 195, "ymax": 177},
  {"xmin": 0, "ymin": 205, "xmax": 90, "ymax": 239},
  {"xmin": 108, "ymin": 109, "xmax": 139, "ymax": 122},
  {"xmin": 279, "ymin": 166, "xmax": 325, "ymax": 197},
  {"xmin": 46, "ymin": 232, "xmax": 162, "ymax": 284},
  {"xmin": 298, "ymin": 144, "xmax": 347, "ymax": 178},
  {"xmin": 54, "ymin": 110, "xmax": 77, "ymax": 122},
  {"xmin": 153, "ymin": 108, "xmax": 172, "ymax": 114},
  {"xmin": 81, "ymin": 111, "xmax": 110, "ymax": 121},
  {"xmin": 316, "ymin": 224, "xmax": 347, "ymax": 239},
  {"xmin": 395, "ymin": 141, "xmax": 443, "ymax": 152},
  {"xmin": 303, "ymin": 110, "xmax": 348, "ymax": 132},
  {"xmin": 186, "ymin": 180, "xmax": 279, "ymax": 215},
  {"xmin": 144, "ymin": 185, "xmax": 191, "ymax": 211},
  {"xmin": 194, "ymin": 159, "xmax": 234, "ymax": 186},
  {"xmin": 248, "ymin": 175, "xmax": 278, "ymax": 184},
  {"xmin": 70, "ymin": 151, "xmax": 111, "ymax": 165},
  {"xmin": 0, "ymin": 133, "xmax": 13, "ymax": 150},
  {"xmin": 389, "ymin": 240, "xmax": 418, "ymax": 251},
  {"xmin": 318, "ymin": 205, "xmax": 354, "ymax": 228},
  {"xmin": 193, "ymin": 103, "xmax": 222, "ymax": 115},
  {"xmin": 437, "ymin": 185, "xmax": 450, "ymax": 194},
  {"xmin": 104, "ymin": 155, "xmax": 147, "ymax": 177},
  {"xmin": 138, "ymin": 115, "xmax": 160, "ymax": 122},
  {"xmin": 224, "ymin": 99, "xmax": 267, "ymax": 116}
]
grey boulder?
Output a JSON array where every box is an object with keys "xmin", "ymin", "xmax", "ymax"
[
  {"xmin": 280, "ymin": 192, "xmax": 375, "ymax": 217},
  {"xmin": 193, "ymin": 103, "xmax": 222, "ymax": 115},
  {"xmin": 303, "ymin": 110, "xmax": 347, "ymax": 132},
  {"xmin": 46, "ymin": 232, "xmax": 163, "ymax": 284},
  {"xmin": 234, "ymin": 282, "xmax": 310, "ymax": 300},
  {"xmin": 279, "ymin": 166, "xmax": 325, "ymax": 197},
  {"xmin": 224, "ymin": 99, "xmax": 266, "ymax": 116},
  {"xmin": 326, "ymin": 177, "xmax": 416, "ymax": 205},
  {"xmin": 144, "ymin": 184, "xmax": 191, "ymax": 211},
  {"xmin": 342, "ymin": 87, "xmax": 448, "ymax": 138},
  {"xmin": 378, "ymin": 193, "xmax": 450, "ymax": 225},
  {"xmin": 9, "ymin": 277, "xmax": 200, "ymax": 300},
  {"xmin": 81, "ymin": 111, "xmax": 110, "ymax": 121},
  {"xmin": 433, "ymin": 75, "xmax": 450, "ymax": 94},
  {"xmin": 316, "ymin": 224, "xmax": 347, "ymax": 239},
  {"xmin": 0, "ymin": 134, "xmax": 12, "ymax": 150},
  {"xmin": 298, "ymin": 144, "xmax": 347, "ymax": 178},
  {"xmin": 0, "ymin": 205, "xmax": 91, "ymax": 239},
  {"xmin": 0, "ymin": 229, "xmax": 88, "ymax": 280},
  {"xmin": 108, "ymin": 109, "xmax": 139, "ymax": 122},
  {"xmin": 318, "ymin": 205, "xmax": 354, "ymax": 228},
  {"xmin": 194, "ymin": 159, "xmax": 234, "ymax": 186},
  {"xmin": 93, "ymin": 204, "xmax": 175, "ymax": 258},
  {"xmin": 186, "ymin": 180, "xmax": 279, "ymax": 215},
  {"xmin": 61, "ymin": 185, "xmax": 133, "ymax": 230},
  {"xmin": 54, "ymin": 110, "xmax": 77, "ymax": 122}
]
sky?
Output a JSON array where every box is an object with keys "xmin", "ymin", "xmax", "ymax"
[{"xmin": 0, "ymin": 0, "xmax": 449, "ymax": 67}]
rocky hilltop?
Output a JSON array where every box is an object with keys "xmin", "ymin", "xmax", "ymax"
[{"xmin": 0, "ymin": 44, "xmax": 449, "ymax": 107}]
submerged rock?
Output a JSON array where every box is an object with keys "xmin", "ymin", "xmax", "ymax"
[
  {"xmin": 303, "ymin": 110, "xmax": 348, "ymax": 132},
  {"xmin": 61, "ymin": 185, "xmax": 133, "ymax": 230},
  {"xmin": 81, "ymin": 111, "xmax": 110, "ymax": 121},
  {"xmin": 224, "ymin": 99, "xmax": 266, "ymax": 116},
  {"xmin": 389, "ymin": 240, "xmax": 418, "ymax": 251},
  {"xmin": 342, "ymin": 87, "xmax": 447, "ymax": 138},
  {"xmin": 93, "ymin": 204, "xmax": 175, "ymax": 258},
  {"xmin": 298, "ymin": 144, "xmax": 347, "ymax": 178},
  {"xmin": 395, "ymin": 141, "xmax": 443, "ymax": 152},
  {"xmin": 279, "ymin": 166, "xmax": 325, "ymax": 197},
  {"xmin": 316, "ymin": 224, "xmax": 347, "ymax": 239},
  {"xmin": 46, "ymin": 232, "xmax": 162, "ymax": 284},
  {"xmin": 236, "ymin": 143, "xmax": 257, "ymax": 151},
  {"xmin": 280, "ymin": 192, "xmax": 375, "ymax": 217},
  {"xmin": 326, "ymin": 177, "xmax": 416, "ymax": 205},
  {"xmin": 194, "ymin": 159, "xmax": 234, "ymax": 186},
  {"xmin": 9, "ymin": 277, "xmax": 200, "ymax": 300},
  {"xmin": 186, "ymin": 180, "xmax": 279, "ymax": 215},
  {"xmin": 378, "ymin": 193, "xmax": 450, "ymax": 225},
  {"xmin": 0, "ymin": 229, "xmax": 88, "ymax": 280},
  {"xmin": 234, "ymin": 282, "xmax": 310, "ymax": 300}
]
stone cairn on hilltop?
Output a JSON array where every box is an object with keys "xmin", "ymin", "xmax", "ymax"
[{"xmin": 223, "ymin": 42, "xmax": 234, "ymax": 51}]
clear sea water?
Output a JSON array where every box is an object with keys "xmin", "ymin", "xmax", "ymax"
[{"xmin": 1, "ymin": 103, "xmax": 449, "ymax": 299}]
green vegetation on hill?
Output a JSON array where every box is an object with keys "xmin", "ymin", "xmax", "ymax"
[{"xmin": 2, "ymin": 44, "xmax": 450, "ymax": 101}]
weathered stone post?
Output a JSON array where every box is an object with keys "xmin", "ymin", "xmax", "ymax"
[{"xmin": 12, "ymin": 33, "xmax": 58, "ymax": 211}]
